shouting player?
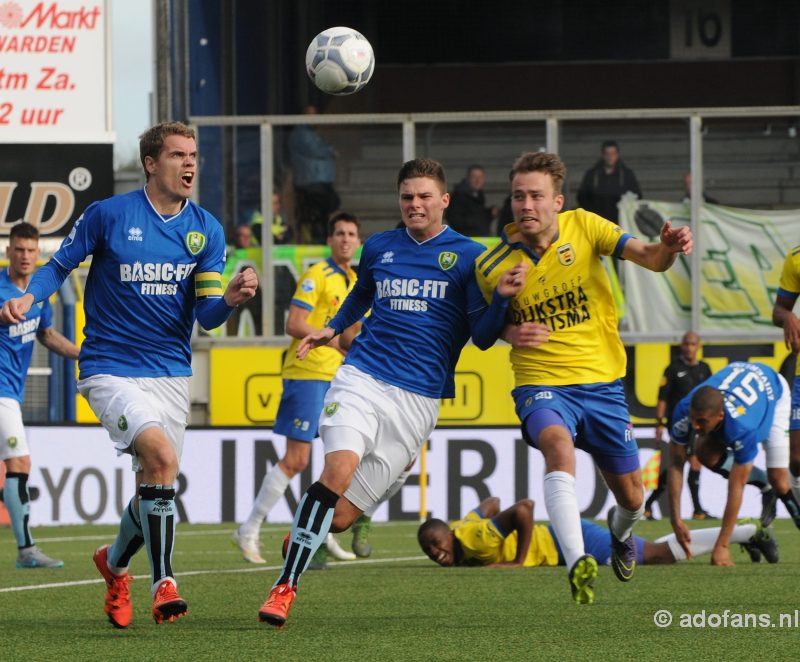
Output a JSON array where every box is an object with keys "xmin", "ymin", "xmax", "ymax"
[{"xmin": 0, "ymin": 122, "xmax": 258, "ymax": 627}]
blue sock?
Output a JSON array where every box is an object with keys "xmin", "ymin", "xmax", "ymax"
[
  {"xmin": 275, "ymin": 481, "xmax": 338, "ymax": 589},
  {"xmin": 5, "ymin": 473, "xmax": 34, "ymax": 549},
  {"xmin": 108, "ymin": 496, "xmax": 145, "ymax": 572},
  {"xmin": 139, "ymin": 484, "xmax": 176, "ymax": 590}
]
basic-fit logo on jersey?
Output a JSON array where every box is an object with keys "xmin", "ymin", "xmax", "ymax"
[
  {"xmin": 186, "ymin": 231, "xmax": 206, "ymax": 255},
  {"xmin": 438, "ymin": 251, "xmax": 457, "ymax": 270}
]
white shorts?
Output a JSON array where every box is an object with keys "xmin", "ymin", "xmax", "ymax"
[
  {"xmin": 764, "ymin": 374, "xmax": 791, "ymax": 469},
  {"xmin": 77, "ymin": 374, "xmax": 190, "ymax": 472},
  {"xmin": 319, "ymin": 364, "xmax": 439, "ymax": 511},
  {"xmin": 0, "ymin": 398, "xmax": 29, "ymax": 461}
]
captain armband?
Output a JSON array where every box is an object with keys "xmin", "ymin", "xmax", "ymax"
[{"xmin": 195, "ymin": 272, "xmax": 224, "ymax": 300}]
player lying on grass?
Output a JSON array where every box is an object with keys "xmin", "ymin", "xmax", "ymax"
[{"xmin": 418, "ymin": 497, "xmax": 777, "ymax": 582}]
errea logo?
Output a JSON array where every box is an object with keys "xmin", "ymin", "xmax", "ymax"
[
  {"xmin": 128, "ymin": 227, "xmax": 143, "ymax": 242},
  {"xmin": 381, "ymin": 251, "xmax": 394, "ymax": 264}
]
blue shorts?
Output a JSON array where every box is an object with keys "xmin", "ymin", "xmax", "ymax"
[
  {"xmin": 791, "ymin": 377, "xmax": 800, "ymax": 432},
  {"xmin": 273, "ymin": 379, "xmax": 331, "ymax": 442},
  {"xmin": 513, "ymin": 380, "xmax": 640, "ymax": 474},
  {"xmin": 549, "ymin": 520, "xmax": 646, "ymax": 566}
]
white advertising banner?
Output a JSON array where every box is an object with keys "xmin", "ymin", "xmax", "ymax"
[
  {"xmin": 15, "ymin": 426, "xmax": 773, "ymax": 527},
  {"xmin": 618, "ymin": 197, "xmax": 799, "ymax": 333},
  {"xmin": 0, "ymin": 0, "xmax": 110, "ymax": 142}
]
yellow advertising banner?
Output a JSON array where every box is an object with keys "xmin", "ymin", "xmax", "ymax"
[{"xmin": 206, "ymin": 341, "xmax": 794, "ymax": 427}]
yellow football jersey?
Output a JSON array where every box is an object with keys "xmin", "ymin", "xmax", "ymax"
[
  {"xmin": 282, "ymin": 258, "xmax": 357, "ymax": 380},
  {"xmin": 475, "ymin": 210, "xmax": 630, "ymax": 386},
  {"xmin": 451, "ymin": 511, "xmax": 559, "ymax": 567},
  {"xmin": 777, "ymin": 245, "xmax": 800, "ymax": 377}
]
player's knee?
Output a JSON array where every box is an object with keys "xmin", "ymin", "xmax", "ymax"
[
  {"xmin": 5, "ymin": 454, "xmax": 31, "ymax": 474},
  {"xmin": 136, "ymin": 439, "xmax": 178, "ymax": 479},
  {"xmin": 768, "ymin": 470, "xmax": 790, "ymax": 494}
]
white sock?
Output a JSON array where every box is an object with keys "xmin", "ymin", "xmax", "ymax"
[
  {"xmin": 543, "ymin": 471, "xmax": 584, "ymax": 570},
  {"xmin": 363, "ymin": 467, "xmax": 412, "ymax": 518},
  {"xmin": 656, "ymin": 523, "xmax": 756, "ymax": 561},
  {"xmin": 610, "ymin": 502, "xmax": 644, "ymax": 542},
  {"xmin": 239, "ymin": 465, "xmax": 292, "ymax": 538}
]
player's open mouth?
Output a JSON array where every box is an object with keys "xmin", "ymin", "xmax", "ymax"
[{"xmin": 181, "ymin": 172, "xmax": 194, "ymax": 185}]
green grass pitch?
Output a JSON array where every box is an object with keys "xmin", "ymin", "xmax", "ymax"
[{"xmin": 2, "ymin": 518, "xmax": 798, "ymax": 661}]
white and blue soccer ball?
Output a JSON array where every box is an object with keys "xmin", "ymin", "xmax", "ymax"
[{"xmin": 305, "ymin": 26, "xmax": 375, "ymax": 95}]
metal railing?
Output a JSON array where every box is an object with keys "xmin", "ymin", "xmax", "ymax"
[{"xmin": 190, "ymin": 106, "xmax": 800, "ymax": 343}]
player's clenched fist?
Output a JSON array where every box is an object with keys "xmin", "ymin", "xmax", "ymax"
[
  {"xmin": 224, "ymin": 267, "xmax": 259, "ymax": 307},
  {"xmin": 0, "ymin": 293, "xmax": 34, "ymax": 324},
  {"xmin": 497, "ymin": 261, "xmax": 529, "ymax": 298}
]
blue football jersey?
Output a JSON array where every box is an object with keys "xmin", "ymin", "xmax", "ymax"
[
  {"xmin": 0, "ymin": 268, "xmax": 52, "ymax": 401},
  {"xmin": 30, "ymin": 189, "xmax": 226, "ymax": 379},
  {"xmin": 671, "ymin": 361, "xmax": 783, "ymax": 464},
  {"xmin": 336, "ymin": 226, "xmax": 487, "ymax": 398}
]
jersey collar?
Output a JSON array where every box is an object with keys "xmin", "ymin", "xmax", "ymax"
[
  {"xmin": 142, "ymin": 187, "xmax": 189, "ymax": 223},
  {"xmin": 501, "ymin": 222, "xmax": 560, "ymax": 266},
  {"xmin": 404, "ymin": 224, "xmax": 449, "ymax": 245}
]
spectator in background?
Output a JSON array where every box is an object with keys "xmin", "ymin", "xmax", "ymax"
[
  {"xmin": 447, "ymin": 164, "xmax": 498, "ymax": 236},
  {"xmin": 251, "ymin": 192, "xmax": 293, "ymax": 246},
  {"xmin": 232, "ymin": 224, "xmax": 255, "ymax": 250},
  {"xmin": 577, "ymin": 140, "xmax": 641, "ymax": 222},
  {"xmin": 289, "ymin": 104, "xmax": 340, "ymax": 245},
  {"xmin": 682, "ymin": 172, "xmax": 718, "ymax": 204}
]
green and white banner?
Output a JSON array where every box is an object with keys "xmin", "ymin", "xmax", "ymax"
[{"xmin": 618, "ymin": 197, "xmax": 799, "ymax": 333}]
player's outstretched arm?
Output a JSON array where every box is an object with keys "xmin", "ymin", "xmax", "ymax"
[
  {"xmin": 476, "ymin": 496, "xmax": 501, "ymax": 518},
  {"xmin": 488, "ymin": 499, "xmax": 534, "ymax": 567},
  {"xmin": 223, "ymin": 266, "xmax": 259, "ymax": 307},
  {"xmin": 337, "ymin": 320, "xmax": 362, "ymax": 353},
  {"xmin": 296, "ymin": 327, "xmax": 336, "ymax": 360},
  {"xmin": 37, "ymin": 326, "xmax": 80, "ymax": 360},
  {"xmin": 772, "ymin": 294, "xmax": 800, "ymax": 352},
  {"xmin": 667, "ymin": 440, "xmax": 692, "ymax": 558},
  {"xmin": 0, "ymin": 293, "xmax": 35, "ymax": 324},
  {"xmin": 621, "ymin": 221, "xmax": 693, "ymax": 272},
  {"xmin": 711, "ymin": 462, "xmax": 750, "ymax": 567}
]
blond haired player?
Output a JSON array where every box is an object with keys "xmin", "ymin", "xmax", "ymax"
[{"xmin": 474, "ymin": 151, "xmax": 692, "ymax": 604}]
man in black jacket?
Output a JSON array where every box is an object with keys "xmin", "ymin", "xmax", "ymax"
[
  {"xmin": 447, "ymin": 164, "xmax": 497, "ymax": 236},
  {"xmin": 577, "ymin": 141, "xmax": 641, "ymax": 222}
]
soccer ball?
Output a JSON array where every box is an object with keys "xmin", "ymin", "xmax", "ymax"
[{"xmin": 305, "ymin": 26, "xmax": 375, "ymax": 95}]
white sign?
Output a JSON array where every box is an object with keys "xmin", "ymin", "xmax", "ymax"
[
  {"xmin": 0, "ymin": 0, "xmax": 111, "ymax": 142},
  {"xmin": 16, "ymin": 426, "xmax": 775, "ymax": 527},
  {"xmin": 618, "ymin": 197, "xmax": 799, "ymax": 333}
]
